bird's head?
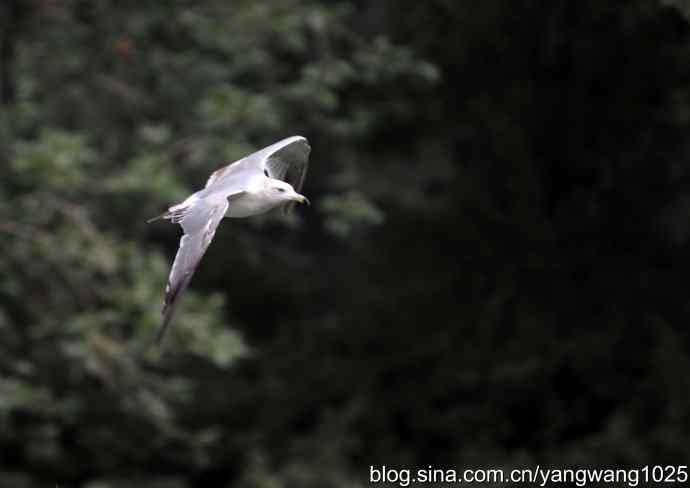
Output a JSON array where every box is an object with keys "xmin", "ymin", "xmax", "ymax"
[{"xmin": 266, "ymin": 178, "xmax": 310, "ymax": 205}]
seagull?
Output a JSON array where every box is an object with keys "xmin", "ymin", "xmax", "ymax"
[{"xmin": 148, "ymin": 136, "xmax": 311, "ymax": 343}]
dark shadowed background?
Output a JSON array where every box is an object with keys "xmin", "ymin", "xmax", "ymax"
[{"xmin": 2, "ymin": 0, "xmax": 690, "ymax": 486}]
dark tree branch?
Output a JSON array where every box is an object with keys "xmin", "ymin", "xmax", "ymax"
[{"xmin": 0, "ymin": 0, "xmax": 21, "ymax": 106}]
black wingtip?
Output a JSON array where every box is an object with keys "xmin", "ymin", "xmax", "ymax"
[
  {"xmin": 155, "ymin": 283, "xmax": 176, "ymax": 344},
  {"xmin": 153, "ymin": 273, "xmax": 195, "ymax": 346},
  {"xmin": 155, "ymin": 311, "xmax": 173, "ymax": 345}
]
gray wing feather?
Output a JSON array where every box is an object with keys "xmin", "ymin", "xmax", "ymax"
[
  {"xmin": 261, "ymin": 136, "xmax": 310, "ymax": 214},
  {"xmin": 156, "ymin": 197, "xmax": 230, "ymax": 343},
  {"xmin": 261, "ymin": 136, "xmax": 310, "ymax": 192},
  {"xmin": 205, "ymin": 137, "xmax": 310, "ymax": 209},
  {"xmin": 203, "ymin": 163, "xmax": 258, "ymax": 195}
]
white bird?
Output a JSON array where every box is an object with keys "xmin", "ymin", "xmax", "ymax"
[{"xmin": 148, "ymin": 136, "xmax": 311, "ymax": 342}]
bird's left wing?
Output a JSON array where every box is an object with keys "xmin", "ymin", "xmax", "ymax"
[{"xmin": 156, "ymin": 196, "xmax": 232, "ymax": 343}]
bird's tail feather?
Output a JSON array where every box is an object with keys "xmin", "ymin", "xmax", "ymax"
[
  {"xmin": 146, "ymin": 203, "xmax": 190, "ymax": 224},
  {"xmin": 146, "ymin": 211, "xmax": 171, "ymax": 224}
]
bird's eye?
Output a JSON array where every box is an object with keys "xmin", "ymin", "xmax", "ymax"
[{"xmin": 276, "ymin": 188, "xmax": 286, "ymax": 193}]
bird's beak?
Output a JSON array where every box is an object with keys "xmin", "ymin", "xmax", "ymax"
[{"xmin": 295, "ymin": 194, "xmax": 310, "ymax": 205}]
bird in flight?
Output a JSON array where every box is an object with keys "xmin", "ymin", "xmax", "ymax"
[{"xmin": 148, "ymin": 136, "xmax": 311, "ymax": 343}]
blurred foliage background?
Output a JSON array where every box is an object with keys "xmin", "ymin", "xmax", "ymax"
[{"xmin": 2, "ymin": 0, "xmax": 690, "ymax": 486}]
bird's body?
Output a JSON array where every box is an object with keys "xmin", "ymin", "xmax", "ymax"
[
  {"xmin": 222, "ymin": 180, "xmax": 289, "ymax": 218},
  {"xmin": 148, "ymin": 135, "xmax": 311, "ymax": 342}
]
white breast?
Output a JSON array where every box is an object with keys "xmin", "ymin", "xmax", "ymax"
[{"xmin": 224, "ymin": 190, "xmax": 279, "ymax": 218}]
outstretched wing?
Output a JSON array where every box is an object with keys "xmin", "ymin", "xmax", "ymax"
[
  {"xmin": 205, "ymin": 136, "xmax": 310, "ymax": 213},
  {"xmin": 156, "ymin": 196, "xmax": 230, "ymax": 343},
  {"xmin": 258, "ymin": 136, "xmax": 310, "ymax": 191},
  {"xmin": 260, "ymin": 136, "xmax": 310, "ymax": 213},
  {"xmin": 204, "ymin": 161, "xmax": 236, "ymax": 189}
]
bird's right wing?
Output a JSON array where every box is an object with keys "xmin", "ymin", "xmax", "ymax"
[
  {"xmin": 257, "ymin": 136, "xmax": 310, "ymax": 214},
  {"xmin": 156, "ymin": 196, "xmax": 232, "ymax": 343},
  {"xmin": 205, "ymin": 161, "xmax": 236, "ymax": 189},
  {"xmin": 260, "ymin": 136, "xmax": 310, "ymax": 193},
  {"xmin": 204, "ymin": 137, "xmax": 310, "ymax": 210}
]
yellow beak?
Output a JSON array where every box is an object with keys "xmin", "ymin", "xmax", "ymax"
[{"xmin": 295, "ymin": 194, "xmax": 311, "ymax": 205}]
